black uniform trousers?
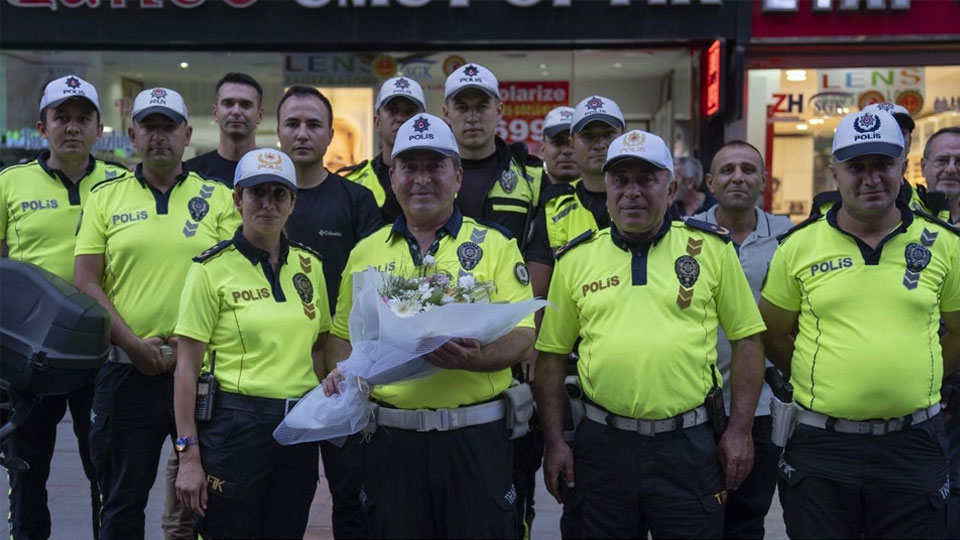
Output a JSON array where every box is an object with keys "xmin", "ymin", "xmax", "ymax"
[
  {"xmin": 561, "ymin": 419, "xmax": 726, "ymax": 539},
  {"xmin": 362, "ymin": 419, "xmax": 516, "ymax": 539},
  {"xmin": 89, "ymin": 363, "xmax": 177, "ymax": 540},
  {"xmin": 5, "ymin": 384, "xmax": 99, "ymax": 540},
  {"xmin": 512, "ymin": 424, "xmax": 544, "ymax": 540},
  {"xmin": 722, "ymin": 416, "xmax": 780, "ymax": 539},
  {"xmin": 196, "ymin": 405, "xmax": 319, "ymax": 539},
  {"xmin": 320, "ymin": 433, "xmax": 367, "ymax": 539},
  {"xmin": 780, "ymin": 414, "xmax": 949, "ymax": 539}
]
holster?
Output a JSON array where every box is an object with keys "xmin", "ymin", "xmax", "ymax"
[
  {"xmin": 563, "ymin": 375, "xmax": 585, "ymax": 442},
  {"xmin": 769, "ymin": 396, "xmax": 798, "ymax": 447},
  {"xmin": 504, "ymin": 380, "xmax": 535, "ymax": 440}
]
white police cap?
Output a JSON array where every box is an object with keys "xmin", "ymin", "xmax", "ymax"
[
  {"xmin": 832, "ymin": 109, "xmax": 904, "ymax": 163},
  {"xmin": 391, "ymin": 113, "xmax": 460, "ymax": 160},
  {"xmin": 571, "ymin": 95, "xmax": 625, "ymax": 134},
  {"xmin": 444, "ymin": 63, "xmax": 499, "ymax": 101},
  {"xmin": 376, "ymin": 77, "xmax": 426, "ymax": 111},
  {"xmin": 602, "ymin": 129, "xmax": 674, "ymax": 175},
  {"xmin": 39, "ymin": 75, "xmax": 101, "ymax": 113},
  {"xmin": 233, "ymin": 148, "xmax": 298, "ymax": 192},
  {"xmin": 862, "ymin": 101, "xmax": 915, "ymax": 132},
  {"xmin": 543, "ymin": 106, "xmax": 575, "ymax": 138},
  {"xmin": 132, "ymin": 87, "xmax": 189, "ymax": 124}
]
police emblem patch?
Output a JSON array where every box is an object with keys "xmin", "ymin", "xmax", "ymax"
[
  {"xmin": 875, "ymin": 101, "xmax": 896, "ymax": 113},
  {"xmin": 905, "ymin": 243, "xmax": 931, "ymax": 273},
  {"xmin": 586, "ymin": 97, "xmax": 604, "ymax": 111},
  {"xmin": 395, "ymin": 78, "xmax": 410, "ymax": 90},
  {"xmin": 500, "ymin": 170, "xmax": 518, "ymax": 193},
  {"xmin": 515, "ymin": 263, "xmax": 530, "ymax": 286},
  {"xmin": 151, "ymin": 88, "xmax": 167, "ymax": 99},
  {"xmin": 560, "ymin": 109, "xmax": 573, "ymax": 122},
  {"xmin": 66, "ymin": 76, "xmax": 81, "ymax": 89},
  {"xmin": 188, "ymin": 197, "xmax": 209, "ymax": 222},
  {"xmin": 293, "ymin": 273, "xmax": 314, "ymax": 304},
  {"xmin": 413, "ymin": 116, "xmax": 430, "ymax": 133},
  {"xmin": 457, "ymin": 242, "xmax": 483, "ymax": 271},
  {"xmin": 675, "ymin": 255, "xmax": 700, "ymax": 288},
  {"xmin": 463, "ymin": 64, "xmax": 479, "ymax": 77},
  {"xmin": 853, "ymin": 113, "xmax": 881, "ymax": 133}
]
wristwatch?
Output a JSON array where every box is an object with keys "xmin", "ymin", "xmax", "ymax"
[{"xmin": 174, "ymin": 436, "xmax": 198, "ymax": 453}]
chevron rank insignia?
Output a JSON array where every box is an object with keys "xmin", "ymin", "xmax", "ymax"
[
  {"xmin": 677, "ymin": 286, "xmax": 694, "ymax": 309},
  {"xmin": 182, "ymin": 220, "xmax": 198, "ymax": 238},
  {"xmin": 686, "ymin": 237, "xmax": 703, "ymax": 256}
]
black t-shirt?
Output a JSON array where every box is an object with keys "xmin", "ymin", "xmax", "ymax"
[
  {"xmin": 285, "ymin": 171, "xmax": 383, "ymax": 314},
  {"xmin": 678, "ymin": 190, "xmax": 717, "ymax": 217},
  {"xmin": 370, "ymin": 154, "xmax": 404, "ymax": 224},
  {"xmin": 185, "ymin": 150, "xmax": 238, "ymax": 187},
  {"xmin": 459, "ymin": 151, "xmax": 501, "ymax": 220},
  {"xmin": 526, "ymin": 181, "xmax": 609, "ymax": 266}
]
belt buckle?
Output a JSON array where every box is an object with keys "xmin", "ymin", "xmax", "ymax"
[
  {"xmin": 284, "ymin": 398, "xmax": 300, "ymax": 416},
  {"xmin": 417, "ymin": 409, "xmax": 450, "ymax": 432},
  {"xmin": 869, "ymin": 420, "xmax": 888, "ymax": 436},
  {"xmin": 637, "ymin": 420, "xmax": 655, "ymax": 437}
]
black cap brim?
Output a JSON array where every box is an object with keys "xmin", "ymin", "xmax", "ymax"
[
  {"xmin": 893, "ymin": 113, "xmax": 915, "ymax": 133},
  {"xmin": 572, "ymin": 114, "xmax": 624, "ymax": 134},
  {"xmin": 133, "ymin": 106, "xmax": 186, "ymax": 125},
  {"xmin": 833, "ymin": 142, "xmax": 903, "ymax": 162},
  {"xmin": 543, "ymin": 124, "xmax": 571, "ymax": 138}
]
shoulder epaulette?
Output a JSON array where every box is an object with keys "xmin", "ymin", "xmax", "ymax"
[
  {"xmin": 474, "ymin": 219, "xmax": 514, "ymax": 240},
  {"xmin": 915, "ymin": 184, "xmax": 951, "ymax": 216},
  {"xmin": 336, "ymin": 160, "xmax": 369, "ymax": 176},
  {"xmin": 912, "ymin": 208, "xmax": 960, "ymax": 237},
  {"xmin": 193, "ymin": 239, "xmax": 233, "ymax": 263},
  {"xmin": 776, "ymin": 213, "xmax": 823, "ymax": 243},
  {"xmin": 683, "ymin": 218, "xmax": 731, "ymax": 242},
  {"xmin": 190, "ymin": 170, "xmax": 230, "ymax": 187},
  {"xmin": 90, "ymin": 172, "xmax": 132, "ymax": 193},
  {"xmin": 289, "ymin": 240, "xmax": 324, "ymax": 261},
  {"xmin": 541, "ymin": 182, "xmax": 576, "ymax": 204},
  {"xmin": 554, "ymin": 229, "xmax": 595, "ymax": 259},
  {"xmin": 810, "ymin": 190, "xmax": 841, "ymax": 216}
]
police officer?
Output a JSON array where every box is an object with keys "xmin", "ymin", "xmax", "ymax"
[
  {"xmin": 276, "ymin": 84, "xmax": 381, "ymax": 539},
  {"xmin": 322, "ymin": 113, "xmax": 536, "ymax": 539},
  {"xmin": 185, "ymin": 72, "xmax": 264, "ymax": 187},
  {"xmin": 173, "ymin": 148, "xmax": 329, "ymax": 539},
  {"xmin": 526, "ymin": 96, "xmax": 625, "ymax": 311},
  {"xmin": 73, "ymin": 87, "xmax": 239, "ymax": 540},
  {"xmin": 760, "ymin": 109, "xmax": 960, "ymax": 539},
  {"xmin": 442, "ymin": 63, "xmax": 543, "ymax": 246},
  {"xmin": 443, "ymin": 63, "xmax": 544, "ymax": 536},
  {"xmin": 339, "ymin": 76, "xmax": 426, "ymax": 223},
  {"xmin": 0, "ymin": 75, "xmax": 125, "ymax": 540},
  {"xmin": 540, "ymin": 106, "xmax": 579, "ymax": 187},
  {"xmin": 690, "ymin": 140, "xmax": 794, "ymax": 539},
  {"xmin": 674, "ymin": 156, "xmax": 716, "ymax": 217},
  {"xmin": 536, "ymin": 129, "xmax": 766, "ymax": 539}
]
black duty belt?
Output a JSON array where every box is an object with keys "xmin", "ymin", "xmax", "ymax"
[{"xmin": 216, "ymin": 390, "xmax": 300, "ymax": 417}]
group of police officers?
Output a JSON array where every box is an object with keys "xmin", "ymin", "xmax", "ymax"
[{"xmin": 2, "ymin": 61, "xmax": 960, "ymax": 540}]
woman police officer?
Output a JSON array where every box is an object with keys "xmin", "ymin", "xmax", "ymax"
[{"xmin": 172, "ymin": 148, "xmax": 331, "ymax": 539}]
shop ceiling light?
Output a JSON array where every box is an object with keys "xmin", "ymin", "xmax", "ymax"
[
  {"xmin": 796, "ymin": 124, "xmax": 809, "ymax": 131},
  {"xmin": 809, "ymin": 118, "xmax": 824, "ymax": 125},
  {"xmin": 102, "ymin": 126, "xmax": 113, "ymax": 133},
  {"xmin": 180, "ymin": 62, "xmax": 189, "ymax": 69},
  {"xmin": 785, "ymin": 70, "xmax": 807, "ymax": 82},
  {"xmin": 613, "ymin": 62, "xmax": 623, "ymax": 69},
  {"xmin": 539, "ymin": 63, "xmax": 547, "ymax": 69},
  {"xmin": 541, "ymin": 71, "xmax": 549, "ymax": 76}
]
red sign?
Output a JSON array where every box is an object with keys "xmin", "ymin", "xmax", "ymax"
[
  {"xmin": 752, "ymin": 0, "xmax": 960, "ymax": 40},
  {"xmin": 704, "ymin": 39, "xmax": 722, "ymax": 117},
  {"xmin": 496, "ymin": 81, "xmax": 569, "ymax": 149}
]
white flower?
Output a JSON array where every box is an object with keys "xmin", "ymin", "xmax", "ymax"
[
  {"xmin": 458, "ymin": 275, "xmax": 476, "ymax": 288},
  {"xmin": 387, "ymin": 297, "xmax": 420, "ymax": 318},
  {"xmin": 423, "ymin": 254, "xmax": 436, "ymax": 266}
]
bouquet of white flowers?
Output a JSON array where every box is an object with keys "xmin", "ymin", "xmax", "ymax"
[{"xmin": 273, "ymin": 263, "xmax": 547, "ymax": 446}]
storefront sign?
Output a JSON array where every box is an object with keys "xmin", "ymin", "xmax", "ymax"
[
  {"xmin": 808, "ymin": 91, "xmax": 855, "ymax": 116},
  {"xmin": 751, "ymin": 0, "xmax": 960, "ymax": 41},
  {"xmin": 704, "ymin": 39, "xmax": 722, "ymax": 117},
  {"xmin": 818, "ymin": 67, "xmax": 924, "ymax": 116},
  {"xmin": 3, "ymin": 0, "xmax": 736, "ymax": 48},
  {"xmin": 934, "ymin": 97, "xmax": 960, "ymax": 114},
  {"xmin": 283, "ymin": 54, "xmax": 379, "ymax": 86},
  {"xmin": 8, "ymin": 0, "xmax": 722, "ymax": 9},
  {"xmin": 496, "ymin": 81, "xmax": 569, "ymax": 145}
]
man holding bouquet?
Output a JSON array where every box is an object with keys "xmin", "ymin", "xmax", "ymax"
[{"xmin": 322, "ymin": 113, "xmax": 536, "ymax": 539}]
